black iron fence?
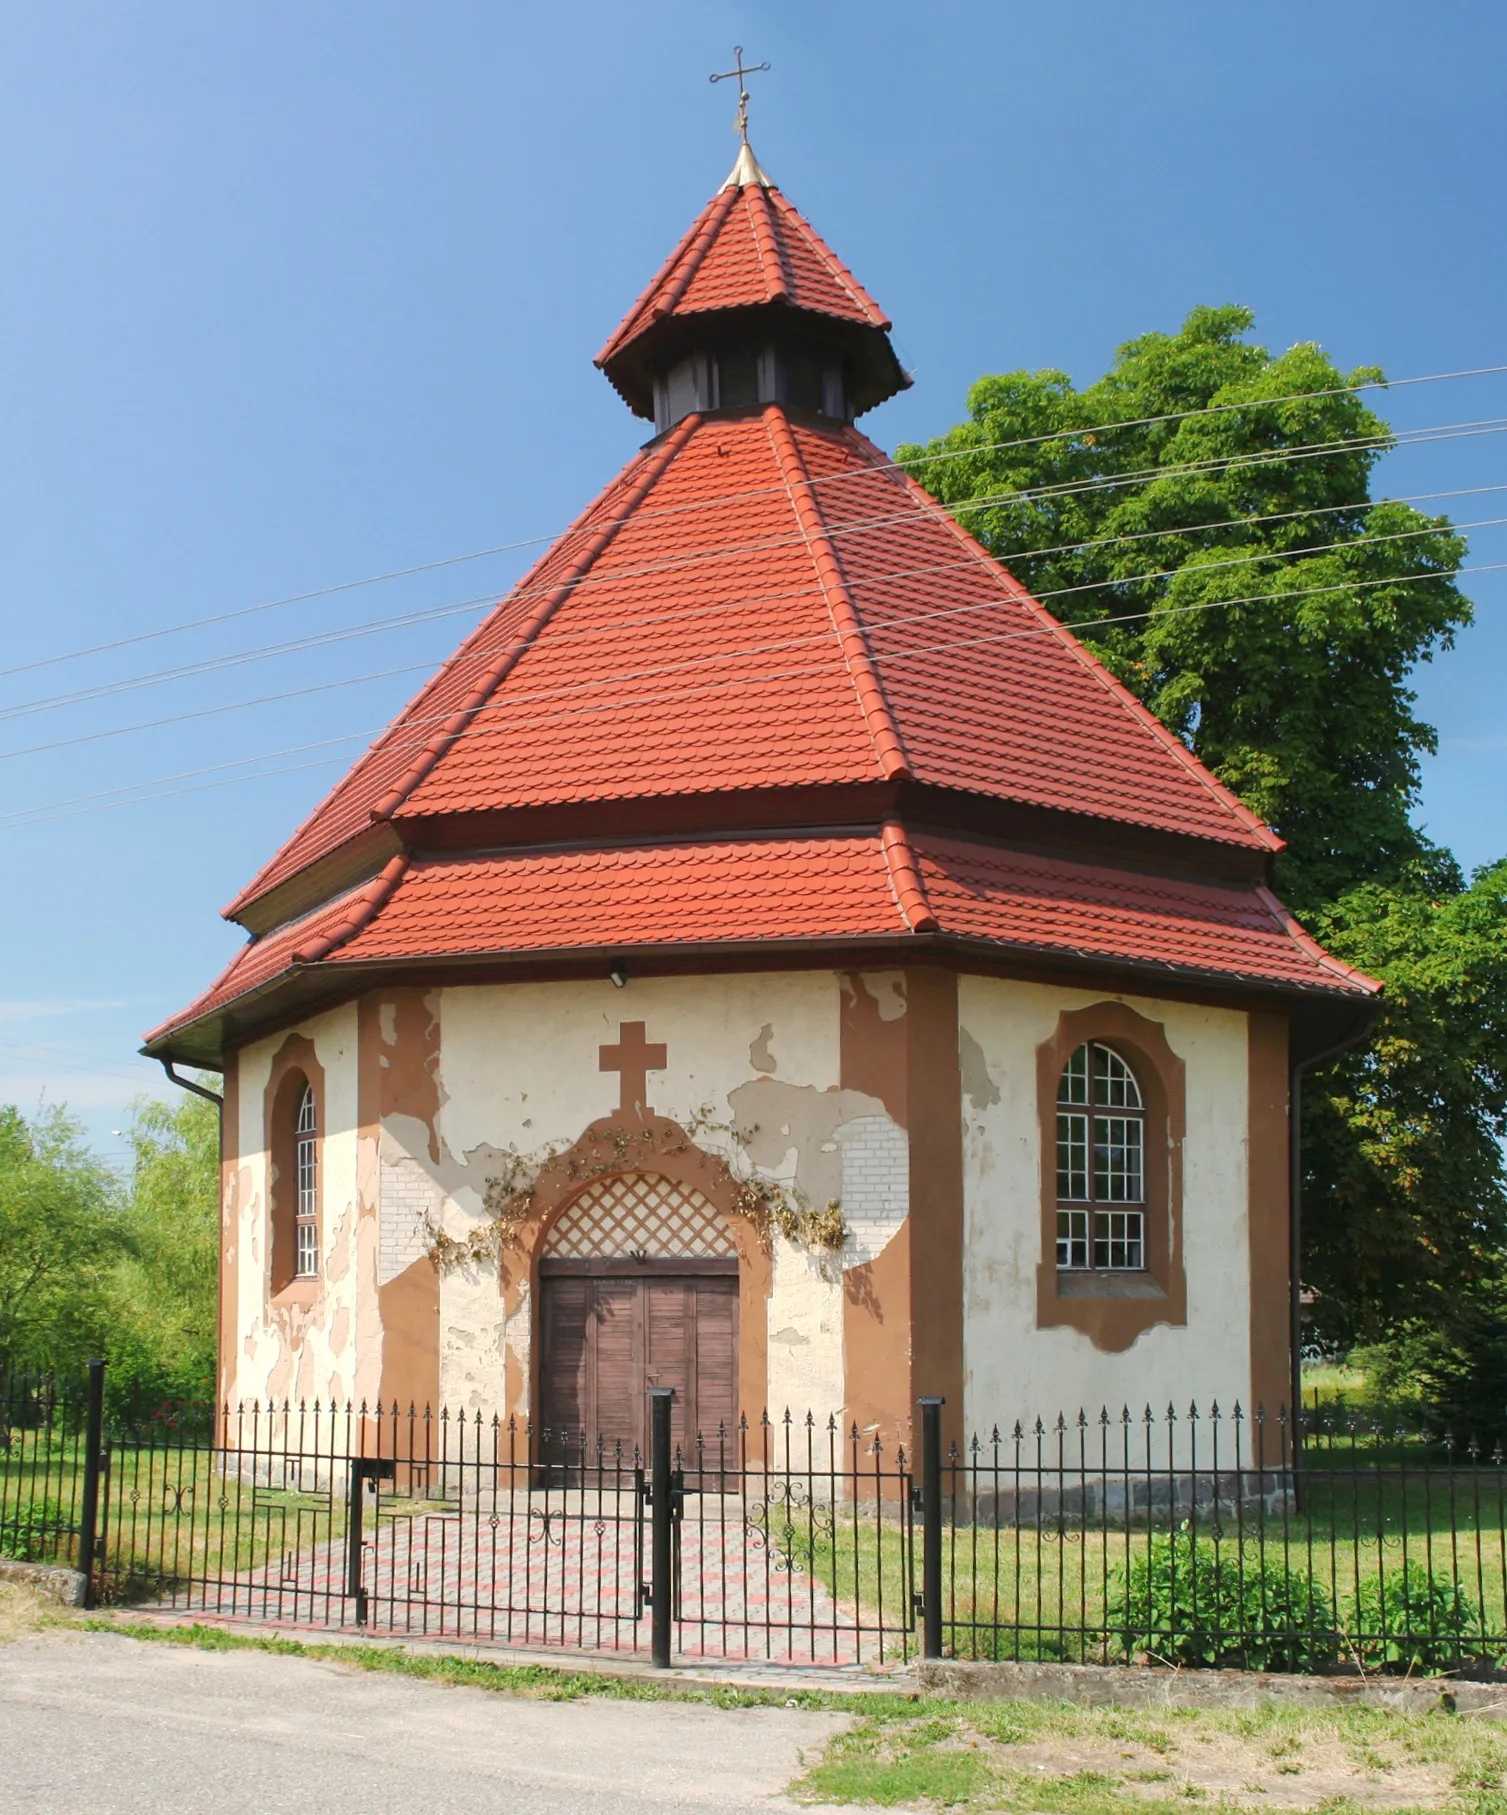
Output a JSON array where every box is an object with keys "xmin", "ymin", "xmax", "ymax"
[{"xmin": 4, "ymin": 1363, "xmax": 1506, "ymax": 1675}]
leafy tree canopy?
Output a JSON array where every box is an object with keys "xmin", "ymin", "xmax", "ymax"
[
  {"xmin": 108, "ymin": 1090, "xmax": 219, "ymax": 1410},
  {"xmin": 897, "ymin": 304, "xmax": 1469, "ymax": 915},
  {"xmin": 0, "ymin": 1101, "xmax": 124, "ymax": 1370},
  {"xmin": 899, "ymin": 307, "xmax": 1506, "ymax": 1347},
  {"xmin": 0, "ymin": 1088, "xmax": 217, "ymax": 1407}
]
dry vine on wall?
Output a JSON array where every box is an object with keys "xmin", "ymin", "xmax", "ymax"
[{"xmin": 422, "ymin": 1111, "xmax": 846, "ymax": 1271}]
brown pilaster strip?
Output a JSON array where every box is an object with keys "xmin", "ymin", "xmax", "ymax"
[
  {"xmin": 1247, "ymin": 1011, "xmax": 1292, "ymax": 1417},
  {"xmin": 906, "ymin": 966, "xmax": 965, "ymax": 1453}
]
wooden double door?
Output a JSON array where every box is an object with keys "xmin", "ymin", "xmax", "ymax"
[{"xmin": 539, "ymin": 1263, "xmax": 738, "ymax": 1462}]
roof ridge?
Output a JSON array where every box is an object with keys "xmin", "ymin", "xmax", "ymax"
[
  {"xmin": 766, "ymin": 188, "xmax": 888, "ymax": 327},
  {"xmin": 763, "ymin": 407, "xmax": 911, "ymax": 783},
  {"xmin": 649, "ymin": 183, "xmax": 743, "ymax": 324},
  {"xmin": 1254, "ymin": 884, "xmax": 1383, "ymax": 994},
  {"xmin": 367, "ymin": 413, "xmax": 702, "ymax": 825},
  {"xmin": 744, "ymin": 183, "xmax": 791, "ymax": 303},
  {"xmin": 594, "ymin": 189, "xmax": 733, "ymax": 367},
  {"xmin": 290, "ymin": 854, "xmax": 411, "ymax": 964},
  {"xmin": 862, "ymin": 433, "xmax": 1283, "ymax": 854},
  {"xmin": 880, "ymin": 820, "xmax": 938, "ymax": 932},
  {"xmin": 220, "ymin": 454, "xmax": 669, "ymax": 919}
]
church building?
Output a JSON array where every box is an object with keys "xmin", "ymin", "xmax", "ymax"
[{"xmin": 146, "ymin": 133, "xmax": 1378, "ymax": 1456}]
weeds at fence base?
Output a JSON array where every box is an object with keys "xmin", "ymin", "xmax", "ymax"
[{"xmin": 78, "ymin": 1617, "xmax": 922, "ymax": 1711}]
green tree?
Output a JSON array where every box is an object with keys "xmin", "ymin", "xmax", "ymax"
[
  {"xmin": 107, "ymin": 1089, "xmax": 219, "ymax": 1410},
  {"xmin": 899, "ymin": 307, "xmax": 1507, "ymax": 1344},
  {"xmin": 0, "ymin": 1101, "xmax": 124, "ymax": 1371}
]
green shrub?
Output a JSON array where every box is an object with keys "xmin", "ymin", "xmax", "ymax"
[
  {"xmin": 1106, "ymin": 1532, "xmax": 1336, "ymax": 1672},
  {"xmin": 0, "ymin": 1496, "xmax": 72, "ymax": 1563},
  {"xmin": 1345, "ymin": 1562, "xmax": 1486, "ymax": 1673}
]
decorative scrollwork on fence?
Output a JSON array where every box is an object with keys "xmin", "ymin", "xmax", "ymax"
[
  {"xmin": 743, "ymin": 1477, "xmax": 836, "ymax": 1574},
  {"xmin": 529, "ymin": 1506, "xmax": 565, "ymax": 1549}
]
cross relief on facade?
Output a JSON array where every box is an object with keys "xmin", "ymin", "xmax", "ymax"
[{"xmin": 599, "ymin": 1020, "xmax": 668, "ymax": 1116}]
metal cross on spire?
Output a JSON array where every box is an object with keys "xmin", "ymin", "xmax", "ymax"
[{"xmin": 709, "ymin": 46, "xmax": 771, "ymax": 145}]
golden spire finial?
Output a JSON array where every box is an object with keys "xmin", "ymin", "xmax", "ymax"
[{"xmin": 709, "ymin": 46, "xmax": 770, "ymax": 147}]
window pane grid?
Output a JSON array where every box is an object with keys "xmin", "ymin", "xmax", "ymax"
[
  {"xmin": 1057, "ymin": 1208, "xmax": 1089, "ymax": 1269},
  {"xmin": 1055, "ymin": 1043, "xmax": 1148, "ymax": 1273},
  {"xmin": 1093, "ymin": 1209, "xmax": 1144, "ymax": 1270},
  {"xmin": 1056, "ymin": 1112, "xmax": 1088, "ymax": 1201},
  {"xmin": 295, "ymin": 1084, "xmax": 317, "ymax": 1279},
  {"xmin": 1093, "ymin": 1115, "xmax": 1144, "ymax": 1204}
]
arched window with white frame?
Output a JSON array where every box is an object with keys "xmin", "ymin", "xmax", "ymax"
[
  {"xmin": 295, "ymin": 1082, "xmax": 319, "ymax": 1278},
  {"xmin": 1055, "ymin": 1041, "xmax": 1146, "ymax": 1272}
]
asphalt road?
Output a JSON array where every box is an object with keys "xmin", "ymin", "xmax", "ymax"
[{"xmin": 0, "ymin": 1630, "xmax": 853, "ymax": 1814}]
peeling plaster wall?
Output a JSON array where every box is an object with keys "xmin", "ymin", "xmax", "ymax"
[
  {"xmin": 958, "ymin": 976, "xmax": 1251, "ymax": 1435},
  {"xmin": 229, "ymin": 1002, "xmax": 370, "ymax": 1409},
  {"xmin": 427, "ymin": 971, "xmax": 879, "ymax": 1419}
]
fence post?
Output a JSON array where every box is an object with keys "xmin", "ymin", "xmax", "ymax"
[
  {"xmin": 76, "ymin": 1358, "xmax": 106, "ymax": 1608},
  {"xmin": 917, "ymin": 1395, "xmax": 944, "ymax": 1660},
  {"xmin": 648, "ymin": 1387, "xmax": 674, "ymax": 1669},
  {"xmin": 346, "ymin": 1458, "xmax": 369, "ymax": 1626}
]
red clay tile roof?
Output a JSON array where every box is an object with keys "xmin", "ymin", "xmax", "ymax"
[
  {"xmin": 144, "ymin": 888, "xmax": 366, "ymax": 1046},
  {"xmin": 224, "ymin": 408, "xmax": 1277, "ymax": 923},
  {"xmin": 148, "ymin": 831, "xmax": 1375, "ymax": 1049},
  {"xmin": 597, "ymin": 182, "xmax": 890, "ymax": 370},
  {"xmin": 910, "ymin": 835, "xmax": 1379, "ymax": 997}
]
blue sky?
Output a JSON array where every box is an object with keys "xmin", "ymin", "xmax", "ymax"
[{"xmin": 1, "ymin": 0, "xmax": 1503, "ymax": 1165}]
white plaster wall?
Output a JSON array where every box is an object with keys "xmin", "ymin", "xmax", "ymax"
[
  {"xmin": 229, "ymin": 1001, "xmax": 373, "ymax": 1411},
  {"xmin": 766, "ymin": 1240, "xmax": 845, "ymax": 1419},
  {"xmin": 957, "ymin": 976, "xmax": 1251, "ymax": 1441}
]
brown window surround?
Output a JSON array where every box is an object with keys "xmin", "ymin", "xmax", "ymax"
[
  {"xmin": 1036, "ymin": 1002, "xmax": 1186, "ymax": 1352},
  {"xmin": 264, "ymin": 1033, "xmax": 325, "ymax": 1306}
]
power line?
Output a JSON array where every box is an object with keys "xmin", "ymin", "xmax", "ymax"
[
  {"xmin": 2, "ymin": 418, "xmax": 1501, "ymax": 730},
  {"xmin": 1, "ymin": 506, "xmax": 1493, "ymax": 765},
  {"xmin": 4, "ymin": 361, "xmax": 1504, "ymax": 685},
  {"xmin": 5, "ymin": 556, "xmax": 1502, "ymax": 835}
]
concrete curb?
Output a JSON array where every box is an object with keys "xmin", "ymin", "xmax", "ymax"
[
  {"xmin": 915, "ymin": 1657, "xmax": 1507, "ymax": 1719},
  {"xmin": 88, "ymin": 1610, "xmax": 916, "ymax": 1698},
  {"xmin": 0, "ymin": 1560, "xmax": 87, "ymax": 1608}
]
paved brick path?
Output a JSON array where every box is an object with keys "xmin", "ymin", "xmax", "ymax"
[{"xmin": 162, "ymin": 1495, "xmax": 914, "ymax": 1667}]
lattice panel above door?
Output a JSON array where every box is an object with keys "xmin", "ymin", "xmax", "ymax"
[{"xmin": 543, "ymin": 1172, "xmax": 736, "ymax": 1258}]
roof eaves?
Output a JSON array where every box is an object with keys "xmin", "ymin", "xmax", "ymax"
[
  {"xmin": 1254, "ymin": 885, "xmax": 1383, "ymax": 996},
  {"xmin": 766, "ymin": 188, "xmax": 890, "ymax": 328},
  {"xmin": 288, "ymin": 854, "xmax": 411, "ymax": 964}
]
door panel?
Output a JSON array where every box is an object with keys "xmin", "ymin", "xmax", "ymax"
[
  {"xmin": 693, "ymin": 1279, "xmax": 739, "ymax": 1447},
  {"xmin": 592, "ymin": 1281, "xmax": 642, "ymax": 1458},
  {"xmin": 540, "ymin": 1275, "xmax": 738, "ymax": 1464},
  {"xmin": 540, "ymin": 1277, "xmax": 591, "ymax": 1452},
  {"xmin": 644, "ymin": 1280, "xmax": 692, "ymax": 1453}
]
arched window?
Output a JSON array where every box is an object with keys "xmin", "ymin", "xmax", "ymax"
[
  {"xmin": 294, "ymin": 1083, "xmax": 318, "ymax": 1278},
  {"xmin": 1055, "ymin": 1042, "xmax": 1145, "ymax": 1271}
]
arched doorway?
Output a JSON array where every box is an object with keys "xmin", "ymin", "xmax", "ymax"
[{"xmin": 538, "ymin": 1172, "xmax": 739, "ymax": 1459}]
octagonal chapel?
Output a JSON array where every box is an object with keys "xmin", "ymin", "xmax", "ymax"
[{"xmin": 146, "ymin": 138, "xmax": 1378, "ymax": 1454}]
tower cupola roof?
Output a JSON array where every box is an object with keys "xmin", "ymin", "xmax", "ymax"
[{"xmin": 595, "ymin": 148, "xmax": 910, "ymax": 421}]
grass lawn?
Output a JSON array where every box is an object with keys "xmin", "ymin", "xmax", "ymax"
[{"xmin": 795, "ymin": 1698, "xmax": 1507, "ymax": 1812}]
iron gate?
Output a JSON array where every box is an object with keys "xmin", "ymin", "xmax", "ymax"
[{"xmin": 66, "ymin": 1368, "xmax": 918, "ymax": 1666}]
